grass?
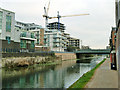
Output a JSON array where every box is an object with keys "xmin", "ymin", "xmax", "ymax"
[{"xmin": 68, "ymin": 58, "xmax": 106, "ymax": 89}]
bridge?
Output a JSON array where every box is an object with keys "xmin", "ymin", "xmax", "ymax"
[{"xmin": 75, "ymin": 49, "xmax": 110, "ymax": 54}]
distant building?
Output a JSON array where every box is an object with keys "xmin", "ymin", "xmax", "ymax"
[
  {"xmin": 67, "ymin": 37, "xmax": 80, "ymax": 48},
  {"xmin": 47, "ymin": 22, "xmax": 65, "ymax": 32},
  {"xmin": 81, "ymin": 45, "xmax": 90, "ymax": 49}
]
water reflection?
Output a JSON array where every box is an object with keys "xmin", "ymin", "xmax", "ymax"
[{"xmin": 2, "ymin": 56, "xmax": 103, "ymax": 88}]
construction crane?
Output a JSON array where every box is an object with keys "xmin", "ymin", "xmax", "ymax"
[
  {"xmin": 48, "ymin": 11, "xmax": 89, "ymax": 31},
  {"xmin": 43, "ymin": 0, "xmax": 89, "ymax": 30},
  {"xmin": 43, "ymin": 0, "xmax": 51, "ymax": 28}
]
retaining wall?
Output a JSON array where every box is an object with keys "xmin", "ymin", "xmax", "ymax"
[{"xmin": 55, "ymin": 52, "xmax": 77, "ymax": 60}]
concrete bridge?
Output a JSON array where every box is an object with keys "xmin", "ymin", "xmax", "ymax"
[{"xmin": 75, "ymin": 49, "xmax": 110, "ymax": 54}]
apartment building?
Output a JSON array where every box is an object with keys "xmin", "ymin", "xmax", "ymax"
[
  {"xmin": 15, "ymin": 21, "xmax": 46, "ymax": 51},
  {"xmin": 0, "ymin": 8, "xmax": 42, "ymax": 52},
  {"xmin": 61, "ymin": 33, "xmax": 70, "ymax": 51},
  {"xmin": 67, "ymin": 37, "xmax": 80, "ymax": 48},
  {"xmin": 15, "ymin": 21, "xmax": 39, "ymax": 52},
  {"xmin": 0, "ymin": 8, "xmax": 19, "ymax": 52},
  {"xmin": 47, "ymin": 22, "xmax": 65, "ymax": 32},
  {"xmin": 44, "ymin": 29, "xmax": 65, "ymax": 52}
]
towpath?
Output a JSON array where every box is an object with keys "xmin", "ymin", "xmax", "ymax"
[{"xmin": 85, "ymin": 58, "xmax": 118, "ymax": 88}]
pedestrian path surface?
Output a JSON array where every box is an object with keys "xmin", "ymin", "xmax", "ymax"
[{"xmin": 85, "ymin": 58, "xmax": 118, "ymax": 88}]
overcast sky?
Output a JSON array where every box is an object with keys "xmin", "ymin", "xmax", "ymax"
[{"xmin": 0, "ymin": 0, "xmax": 116, "ymax": 49}]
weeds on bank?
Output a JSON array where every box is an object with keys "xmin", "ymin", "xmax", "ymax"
[{"xmin": 68, "ymin": 58, "xmax": 106, "ymax": 89}]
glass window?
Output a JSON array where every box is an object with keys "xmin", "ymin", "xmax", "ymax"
[
  {"xmin": 20, "ymin": 40, "xmax": 26, "ymax": 48},
  {"xmin": 31, "ymin": 41, "xmax": 34, "ymax": 48},
  {"xmin": 21, "ymin": 32, "xmax": 26, "ymax": 37},
  {"xmin": 37, "ymin": 39, "xmax": 39, "ymax": 44},
  {"xmin": 31, "ymin": 33, "xmax": 34, "ymax": 38},
  {"xmin": 6, "ymin": 15, "xmax": 11, "ymax": 32},
  {"xmin": 6, "ymin": 36, "xmax": 11, "ymax": 44}
]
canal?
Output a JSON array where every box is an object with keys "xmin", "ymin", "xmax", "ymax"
[{"xmin": 2, "ymin": 56, "xmax": 105, "ymax": 88}]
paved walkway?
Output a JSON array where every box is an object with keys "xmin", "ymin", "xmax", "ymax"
[{"xmin": 85, "ymin": 58, "xmax": 118, "ymax": 88}]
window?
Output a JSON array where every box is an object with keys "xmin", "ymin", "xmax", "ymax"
[
  {"xmin": 0, "ymin": 11, "xmax": 3, "ymax": 31},
  {"xmin": 6, "ymin": 15, "xmax": 11, "ymax": 32},
  {"xmin": 21, "ymin": 32, "xmax": 26, "ymax": 37},
  {"xmin": 20, "ymin": 40, "xmax": 26, "ymax": 48},
  {"xmin": 6, "ymin": 36, "xmax": 11, "ymax": 44},
  {"xmin": 31, "ymin": 33, "xmax": 34, "ymax": 38},
  {"xmin": 31, "ymin": 41, "xmax": 34, "ymax": 48},
  {"xmin": 37, "ymin": 39, "xmax": 39, "ymax": 44}
]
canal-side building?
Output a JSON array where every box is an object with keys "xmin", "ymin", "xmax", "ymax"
[
  {"xmin": 0, "ymin": 8, "xmax": 19, "ymax": 52},
  {"xmin": 47, "ymin": 22, "xmax": 65, "ymax": 32},
  {"xmin": 0, "ymin": 8, "xmax": 36, "ymax": 52},
  {"xmin": 44, "ymin": 29, "xmax": 65, "ymax": 52},
  {"xmin": 67, "ymin": 37, "xmax": 80, "ymax": 49},
  {"xmin": 15, "ymin": 26, "xmax": 36, "ymax": 52},
  {"xmin": 45, "ymin": 22, "xmax": 67, "ymax": 52},
  {"xmin": 15, "ymin": 21, "xmax": 46, "ymax": 52}
]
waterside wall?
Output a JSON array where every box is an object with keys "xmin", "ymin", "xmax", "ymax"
[{"xmin": 55, "ymin": 52, "xmax": 77, "ymax": 60}]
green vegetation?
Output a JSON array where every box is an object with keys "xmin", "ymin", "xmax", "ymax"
[{"xmin": 68, "ymin": 58, "xmax": 106, "ymax": 89}]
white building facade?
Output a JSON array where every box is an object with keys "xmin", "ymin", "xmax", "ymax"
[{"xmin": 44, "ymin": 29, "xmax": 66, "ymax": 52}]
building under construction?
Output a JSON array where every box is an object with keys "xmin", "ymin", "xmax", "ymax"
[{"xmin": 47, "ymin": 22, "xmax": 65, "ymax": 32}]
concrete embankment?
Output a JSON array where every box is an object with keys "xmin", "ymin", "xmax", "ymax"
[{"xmin": 55, "ymin": 52, "xmax": 76, "ymax": 60}]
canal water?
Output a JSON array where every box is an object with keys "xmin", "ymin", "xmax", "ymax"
[{"xmin": 2, "ymin": 56, "xmax": 105, "ymax": 88}]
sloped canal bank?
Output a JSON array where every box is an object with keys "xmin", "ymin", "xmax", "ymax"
[{"xmin": 2, "ymin": 56, "xmax": 106, "ymax": 88}]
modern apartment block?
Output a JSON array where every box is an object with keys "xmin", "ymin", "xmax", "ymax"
[
  {"xmin": 0, "ymin": 8, "xmax": 19, "ymax": 52},
  {"xmin": 0, "ymin": 8, "xmax": 37, "ymax": 53},
  {"xmin": 44, "ymin": 29, "xmax": 65, "ymax": 52},
  {"xmin": 47, "ymin": 22, "xmax": 65, "ymax": 32},
  {"xmin": 67, "ymin": 37, "xmax": 80, "ymax": 48},
  {"xmin": 15, "ymin": 21, "xmax": 38, "ymax": 52},
  {"xmin": 16, "ymin": 21, "xmax": 44, "ymax": 46}
]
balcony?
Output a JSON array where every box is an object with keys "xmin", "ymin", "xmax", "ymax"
[
  {"xmin": 53, "ymin": 40, "xmax": 60, "ymax": 43},
  {"xmin": 20, "ymin": 32, "xmax": 36, "ymax": 41}
]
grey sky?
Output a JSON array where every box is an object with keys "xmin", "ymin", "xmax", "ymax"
[{"xmin": 0, "ymin": 0, "xmax": 115, "ymax": 49}]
